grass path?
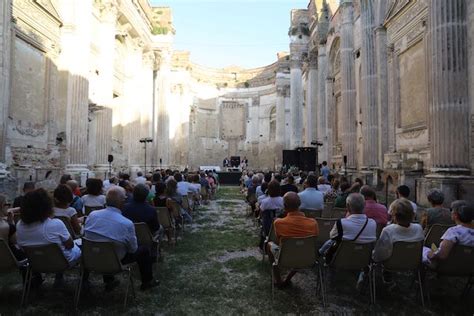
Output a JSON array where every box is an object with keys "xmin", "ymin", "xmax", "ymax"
[{"xmin": 0, "ymin": 186, "xmax": 472, "ymax": 315}]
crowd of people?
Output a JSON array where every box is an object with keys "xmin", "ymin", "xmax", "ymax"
[
  {"xmin": 0, "ymin": 168, "xmax": 219, "ymax": 303},
  {"xmin": 242, "ymin": 169, "xmax": 474, "ymax": 294}
]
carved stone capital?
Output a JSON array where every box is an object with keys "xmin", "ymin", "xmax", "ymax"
[{"xmin": 290, "ymin": 58, "xmax": 302, "ymax": 69}]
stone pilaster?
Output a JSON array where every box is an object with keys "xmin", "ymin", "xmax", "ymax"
[
  {"xmin": 154, "ymin": 53, "xmax": 171, "ymax": 167},
  {"xmin": 305, "ymin": 55, "xmax": 318, "ymax": 146},
  {"xmin": 290, "ymin": 58, "xmax": 304, "ymax": 148},
  {"xmin": 325, "ymin": 76, "xmax": 334, "ymax": 161},
  {"xmin": 375, "ymin": 25, "xmax": 388, "ymax": 168},
  {"xmin": 360, "ymin": 0, "xmax": 378, "ymax": 168},
  {"xmin": 467, "ymin": 0, "xmax": 474, "ymax": 172},
  {"xmin": 428, "ymin": 0, "xmax": 470, "ymax": 172},
  {"xmin": 275, "ymin": 81, "xmax": 288, "ymax": 148},
  {"xmin": 94, "ymin": 107, "xmax": 113, "ymax": 167},
  {"xmin": 318, "ymin": 44, "xmax": 328, "ymax": 162},
  {"xmin": 0, "ymin": 0, "xmax": 12, "ymax": 162},
  {"xmin": 340, "ymin": 0, "xmax": 357, "ymax": 168}
]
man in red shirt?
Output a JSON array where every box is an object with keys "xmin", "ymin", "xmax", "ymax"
[
  {"xmin": 360, "ymin": 185, "xmax": 389, "ymax": 227},
  {"xmin": 267, "ymin": 192, "xmax": 319, "ymax": 287}
]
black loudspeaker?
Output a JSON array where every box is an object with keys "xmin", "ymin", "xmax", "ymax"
[
  {"xmin": 343, "ymin": 155, "xmax": 347, "ymax": 164},
  {"xmin": 283, "ymin": 150, "xmax": 299, "ymax": 167},
  {"xmin": 230, "ymin": 156, "xmax": 241, "ymax": 168},
  {"xmin": 297, "ymin": 147, "xmax": 316, "ymax": 171},
  {"xmin": 108, "ymin": 154, "xmax": 114, "ymax": 163}
]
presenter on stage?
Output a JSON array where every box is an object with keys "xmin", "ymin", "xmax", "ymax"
[{"xmin": 223, "ymin": 157, "xmax": 229, "ymax": 167}]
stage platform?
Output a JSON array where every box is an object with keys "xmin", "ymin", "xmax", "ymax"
[{"xmin": 217, "ymin": 171, "xmax": 241, "ymax": 185}]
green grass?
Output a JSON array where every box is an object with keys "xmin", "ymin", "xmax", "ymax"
[{"xmin": 1, "ymin": 187, "xmax": 472, "ymax": 315}]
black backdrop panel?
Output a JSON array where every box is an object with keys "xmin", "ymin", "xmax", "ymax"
[
  {"xmin": 230, "ymin": 156, "xmax": 241, "ymax": 167},
  {"xmin": 297, "ymin": 147, "xmax": 316, "ymax": 171},
  {"xmin": 282, "ymin": 150, "xmax": 299, "ymax": 167}
]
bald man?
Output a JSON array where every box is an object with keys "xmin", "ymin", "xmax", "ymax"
[{"xmin": 267, "ymin": 192, "xmax": 319, "ymax": 286}]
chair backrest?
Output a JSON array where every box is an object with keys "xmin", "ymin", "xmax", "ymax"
[
  {"xmin": 301, "ymin": 209, "xmax": 322, "ymax": 218},
  {"xmin": 315, "ymin": 218, "xmax": 337, "ymax": 248},
  {"xmin": 331, "ymin": 208, "xmax": 347, "ymax": 219},
  {"xmin": 424, "ymin": 224, "xmax": 454, "ymax": 247},
  {"xmin": 200, "ymin": 186, "xmax": 208, "ymax": 198},
  {"xmin": 376, "ymin": 224, "xmax": 384, "ymax": 239},
  {"xmin": 278, "ymin": 236, "xmax": 317, "ymax": 269},
  {"xmin": 382, "ymin": 241, "xmax": 423, "ymax": 271},
  {"xmin": 181, "ymin": 196, "xmax": 190, "ymax": 210},
  {"xmin": 267, "ymin": 222, "xmax": 277, "ymax": 244},
  {"xmin": 436, "ymin": 244, "xmax": 474, "ymax": 276},
  {"xmin": 134, "ymin": 222, "xmax": 154, "ymax": 248},
  {"xmin": 0, "ymin": 239, "xmax": 18, "ymax": 272},
  {"xmin": 23, "ymin": 243, "xmax": 69, "ymax": 273},
  {"xmin": 84, "ymin": 206, "xmax": 104, "ymax": 216},
  {"xmin": 156, "ymin": 207, "xmax": 172, "ymax": 229},
  {"xmin": 82, "ymin": 238, "xmax": 123, "ymax": 274},
  {"xmin": 330, "ymin": 241, "xmax": 374, "ymax": 270},
  {"xmin": 322, "ymin": 202, "xmax": 334, "ymax": 218},
  {"xmin": 55, "ymin": 216, "xmax": 76, "ymax": 239},
  {"xmin": 168, "ymin": 200, "xmax": 181, "ymax": 218}
]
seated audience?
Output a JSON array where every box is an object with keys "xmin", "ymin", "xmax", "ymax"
[
  {"xmin": 166, "ymin": 178, "xmax": 192, "ymax": 223},
  {"xmin": 124, "ymin": 184, "xmax": 160, "ymax": 235},
  {"xmin": 256, "ymin": 173, "xmax": 272, "ymax": 198},
  {"xmin": 298, "ymin": 174, "xmax": 324, "ymax": 210},
  {"xmin": 256, "ymin": 182, "xmax": 269, "ymax": 204},
  {"xmin": 372, "ymin": 198, "xmax": 424, "ymax": 263},
  {"xmin": 60, "ymin": 174, "xmax": 73, "ymax": 185},
  {"xmin": 84, "ymin": 187, "xmax": 158, "ymax": 291},
  {"xmin": 0, "ymin": 195, "xmax": 24, "ymax": 259},
  {"xmin": 354, "ymin": 178, "xmax": 364, "ymax": 187},
  {"xmin": 135, "ymin": 171, "xmax": 147, "ymax": 185},
  {"xmin": 259, "ymin": 181, "xmax": 284, "ymax": 236},
  {"xmin": 189, "ymin": 174, "xmax": 201, "ymax": 195},
  {"xmin": 395, "ymin": 185, "xmax": 417, "ymax": 214},
  {"xmin": 423, "ymin": 200, "xmax": 474, "ymax": 264},
  {"xmin": 280, "ymin": 175, "xmax": 298, "ymax": 196},
  {"xmin": 421, "ymin": 189, "xmax": 453, "ymax": 232},
  {"xmin": 53, "ymin": 184, "xmax": 81, "ymax": 235},
  {"xmin": 317, "ymin": 176, "xmax": 332, "ymax": 194},
  {"xmin": 360, "ymin": 185, "xmax": 389, "ymax": 227},
  {"xmin": 267, "ymin": 192, "xmax": 318, "ymax": 287},
  {"xmin": 82, "ymin": 178, "xmax": 106, "ymax": 212},
  {"xmin": 66, "ymin": 180, "xmax": 84, "ymax": 215},
  {"xmin": 119, "ymin": 180, "xmax": 134, "ymax": 202},
  {"xmin": 16, "ymin": 188, "xmax": 81, "ymax": 265},
  {"xmin": 13, "ymin": 181, "xmax": 35, "ymax": 208},
  {"xmin": 324, "ymin": 179, "xmax": 340, "ymax": 202},
  {"xmin": 153, "ymin": 182, "xmax": 168, "ymax": 207},
  {"xmin": 334, "ymin": 182, "xmax": 351, "ymax": 208},
  {"xmin": 175, "ymin": 172, "xmax": 189, "ymax": 196}
]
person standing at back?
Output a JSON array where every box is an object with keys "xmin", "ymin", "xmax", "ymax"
[
  {"xmin": 320, "ymin": 161, "xmax": 330, "ymax": 181},
  {"xmin": 298, "ymin": 174, "xmax": 324, "ymax": 210}
]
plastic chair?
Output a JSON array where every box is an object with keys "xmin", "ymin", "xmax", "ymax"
[
  {"xmin": 271, "ymin": 236, "xmax": 324, "ymax": 304},
  {"xmin": 424, "ymin": 224, "xmax": 454, "ymax": 247},
  {"xmin": 156, "ymin": 207, "xmax": 176, "ymax": 244},
  {"xmin": 322, "ymin": 202, "xmax": 334, "ymax": 218},
  {"xmin": 301, "ymin": 209, "xmax": 322, "ymax": 218},
  {"xmin": 22, "ymin": 243, "xmax": 79, "ymax": 306},
  {"xmin": 76, "ymin": 238, "xmax": 136, "ymax": 310},
  {"xmin": 378, "ymin": 241, "xmax": 424, "ymax": 307},
  {"xmin": 324, "ymin": 241, "xmax": 375, "ymax": 305},
  {"xmin": 0, "ymin": 239, "xmax": 28, "ymax": 306},
  {"xmin": 330, "ymin": 207, "xmax": 347, "ymax": 219},
  {"xmin": 55, "ymin": 216, "xmax": 80, "ymax": 240},
  {"xmin": 314, "ymin": 218, "xmax": 337, "ymax": 250}
]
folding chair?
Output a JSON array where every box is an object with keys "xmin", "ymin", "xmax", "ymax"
[
  {"xmin": 156, "ymin": 207, "xmax": 176, "ymax": 244},
  {"xmin": 428, "ymin": 244, "xmax": 474, "ymax": 299},
  {"xmin": 424, "ymin": 224, "xmax": 454, "ymax": 247},
  {"xmin": 168, "ymin": 200, "xmax": 185, "ymax": 233},
  {"xmin": 301, "ymin": 209, "xmax": 322, "ymax": 219},
  {"xmin": 55, "ymin": 216, "xmax": 80, "ymax": 240},
  {"xmin": 0, "ymin": 239, "xmax": 28, "ymax": 306},
  {"xmin": 22, "ymin": 243, "xmax": 80, "ymax": 306},
  {"xmin": 187, "ymin": 192, "xmax": 196, "ymax": 212},
  {"xmin": 200, "ymin": 187, "xmax": 209, "ymax": 203},
  {"xmin": 262, "ymin": 222, "xmax": 277, "ymax": 263},
  {"xmin": 134, "ymin": 223, "xmax": 155, "ymax": 249},
  {"xmin": 314, "ymin": 218, "xmax": 337, "ymax": 251},
  {"xmin": 181, "ymin": 195, "xmax": 191, "ymax": 213},
  {"xmin": 322, "ymin": 202, "xmax": 334, "ymax": 218},
  {"xmin": 271, "ymin": 236, "xmax": 324, "ymax": 304},
  {"xmin": 324, "ymin": 241, "xmax": 375, "ymax": 305},
  {"xmin": 330, "ymin": 207, "xmax": 347, "ymax": 219},
  {"xmin": 76, "ymin": 238, "xmax": 136, "ymax": 310},
  {"xmin": 84, "ymin": 206, "xmax": 104, "ymax": 216},
  {"xmin": 378, "ymin": 241, "xmax": 425, "ymax": 307}
]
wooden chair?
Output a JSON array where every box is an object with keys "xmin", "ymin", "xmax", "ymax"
[
  {"xmin": 324, "ymin": 241, "xmax": 375, "ymax": 305},
  {"xmin": 84, "ymin": 205, "xmax": 104, "ymax": 216},
  {"xmin": 271, "ymin": 236, "xmax": 324, "ymax": 304},
  {"xmin": 182, "ymin": 195, "xmax": 191, "ymax": 213},
  {"xmin": 301, "ymin": 209, "xmax": 322, "ymax": 218},
  {"xmin": 0, "ymin": 239, "xmax": 28, "ymax": 306},
  {"xmin": 55, "ymin": 216, "xmax": 80, "ymax": 240},
  {"xmin": 168, "ymin": 200, "xmax": 185, "ymax": 233},
  {"xmin": 378, "ymin": 241, "xmax": 425, "ymax": 306},
  {"xmin": 314, "ymin": 218, "xmax": 337, "ymax": 251},
  {"xmin": 77, "ymin": 238, "xmax": 136, "ymax": 310},
  {"xmin": 262, "ymin": 222, "xmax": 277, "ymax": 263},
  {"xmin": 200, "ymin": 186, "xmax": 209, "ymax": 202},
  {"xmin": 322, "ymin": 202, "xmax": 334, "ymax": 218},
  {"xmin": 134, "ymin": 223, "xmax": 155, "ymax": 249},
  {"xmin": 156, "ymin": 207, "xmax": 176, "ymax": 244},
  {"xmin": 424, "ymin": 224, "xmax": 454, "ymax": 247},
  {"xmin": 330, "ymin": 207, "xmax": 347, "ymax": 219},
  {"xmin": 22, "ymin": 243, "xmax": 80, "ymax": 306}
]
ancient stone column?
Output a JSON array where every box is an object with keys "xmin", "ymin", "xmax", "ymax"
[
  {"xmin": 275, "ymin": 80, "xmax": 287, "ymax": 148},
  {"xmin": 290, "ymin": 58, "xmax": 304, "ymax": 148},
  {"xmin": 325, "ymin": 76, "xmax": 334, "ymax": 161},
  {"xmin": 317, "ymin": 44, "xmax": 328, "ymax": 162},
  {"xmin": 375, "ymin": 26, "xmax": 388, "ymax": 168},
  {"xmin": 340, "ymin": 0, "xmax": 357, "ymax": 168},
  {"xmin": 428, "ymin": 0, "xmax": 470, "ymax": 172},
  {"xmin": 0, "ymin": 0, "xmax": 12, "ymax": 162},
  {"xmin": 93, "ymin": 108, "xmax": 113, "ymax": 175},
  {"xmin": 467, "ymin": 0, "xmax": 474, "ymax": 171},
  {"xmin": 305, "ymin": 55, "xmax": 318, "ymax": 146},
  {"xmin": 360, "ymin": 0, "xmax": 378, "ymax": 168}
]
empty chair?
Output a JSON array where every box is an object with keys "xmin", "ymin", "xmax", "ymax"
[
  {"xmin": 0, "ymin": 239, "xmax": 28, "ymax": 306},
  {"xmin": 301, "ymin": 209, "xmax": 322, "ymax": 219},
  {"xmin": 314, "ymin": 218, "xmax": 337, "ymax": 251},
  {"xmin": 156, "ymin": 207, "xmax": 176, "ymax": 244},
  {"xmin": 77, "ymin": 238, "xmax": 136, "ymax": 309},
  {"xmin": 424, "ymin": 224, "xmax": 454, "ymax": 247},
  {"xmin": 330, "ymin": 207, "xmax": 347, "ymax": 219},
  {"xmin": 22, "ymin": 243, "xmax": 80, "ymax": 306},
  {"xmin": 378, "ymin": 241, "xmax": 425, "ymax": 306}
]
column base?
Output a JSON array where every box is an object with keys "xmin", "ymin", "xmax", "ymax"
[
  {"xmin": 93, "ymin": 164, "xmax": 113, "ymax": 181},
  {"xmin": 65, "ymin": 164, "xmax": 91, "ymax": 187},
  {"xmin": 416, "ymin": 174, "xmax": 474, "ymax": 207}
]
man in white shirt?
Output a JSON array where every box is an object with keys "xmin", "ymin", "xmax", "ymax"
[
  {"xmin": 175, "ymin": 173, "xmax": 190, "ymax": 196},
  {"xmin": 298, "ymin": 175, "xmax": 324, "ymax": 210},
  {"xmin": 317, "ymin": 176, "xmax": 332, "ymax": 194},
  {"xmin": 135, "ymin": 172, "xmax": 147, "ymax": 185},
  {"xmin": 84, "ymin": 187, "xmax": 158, "ymax": 291}
]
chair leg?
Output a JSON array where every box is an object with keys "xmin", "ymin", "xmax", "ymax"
[
  {"xmin": 123, "ymin": 269, "xmax": 131, "ymax": 309},
  {"xmin": 417, "ymin": 269, "xmax": 425, "ymax": 308},
  {"xmin": 130, "ymin": 271, "xmax": 136, "ymax": 299},
  {"xmin": 368, "ymin": 267, "xmax": 373, "ymax": 305},
  {"xmin": 23, "ymin": 266, "xmax": 33, "ymax": 307},
  {"xmin": 74, "ymin": 269, "xmax": 84, "ymax": 310},
  {"xmin": 20, "ymin": 265, "xmax": 30, "ymax": 307},
  {"xmin": 318, "ymin": 264, "xmax": 326, "ymax": 308},
  {"xmin": 372, "ymin": 266, "xmax": 376, "ymax": 305},
  {"xmin": 271, "ymin": 265, "xmax": 275, "ymax": 301}
]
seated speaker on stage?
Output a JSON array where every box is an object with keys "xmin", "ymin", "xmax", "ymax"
[{"xmin": 223, "ymin": 157, "xmax": 230, "ymax": 167}]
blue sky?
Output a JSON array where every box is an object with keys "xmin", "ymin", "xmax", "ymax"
[{"xmin": 150, "ymin": 0, "xmax": 309, "ymax": 68}]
